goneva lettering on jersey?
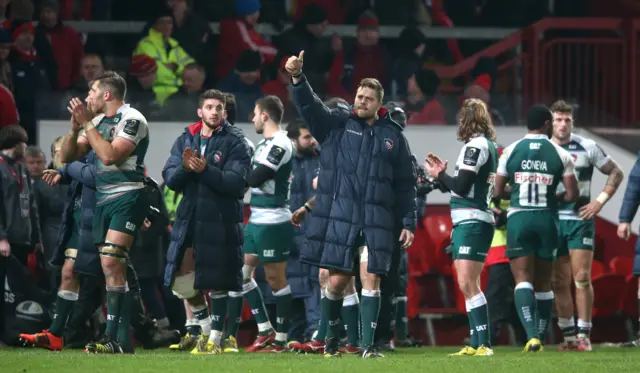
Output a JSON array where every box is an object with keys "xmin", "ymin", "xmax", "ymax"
[{"xmin": 520, "ymin": 160, "xmax": 547, "ymax": 171}]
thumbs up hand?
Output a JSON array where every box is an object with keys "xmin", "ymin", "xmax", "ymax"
[{"xmin": 285, "ymin": 51, "xmax": 304, "ymax": 78}]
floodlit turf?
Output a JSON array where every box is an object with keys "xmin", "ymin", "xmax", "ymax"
[{"xmin": 3, "ymin": 346, "xmax": 640, "ymax": 373}]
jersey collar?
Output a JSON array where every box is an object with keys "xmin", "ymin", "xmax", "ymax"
[{"xmin": 524, "ymin": 134, "xmax": 549, "ymax": 140}]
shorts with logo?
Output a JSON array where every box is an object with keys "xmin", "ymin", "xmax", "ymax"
[
  {"xmin": 244, "ymin": 221, "xmax": 294, "ymax": 263},
  {"xmin": 506, "ymin": 210, "xmax": 559, "ymax": 261},
  {"xmin": 92, "ymin": 190, "xmax": 148, "ymax": 245},
  {"xmin": 451, "ymin": 221, "xmax": 495, "ymax": 262},
  {"xmin": 557, "ymin": 219, "xmax": 595, "ymax": 256}
]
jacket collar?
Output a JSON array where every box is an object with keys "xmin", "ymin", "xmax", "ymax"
[{"xmin": 187, "ymin": 120, "xmax": 227, "ymax": 137}]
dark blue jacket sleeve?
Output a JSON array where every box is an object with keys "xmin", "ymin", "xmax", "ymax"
[
  {"xmin": 291, "ymin": 74, "xmax": 348, "ymax": 143},
  {"xmin": 199, "ymin": 138, "xmax": 251, "ymax": 199},
  {"xmin": 394, "ymin": 133, "xmax": 417, "ymax": 232},
  {"xmin": 163, "ymin": 135, "xmax": 192, "ymax": 192},
  {"xmin": 65, "ymin": 161, "xmax": 97, "ymax": 189},
  {"xmin": 619, "ymin": 156, "xmax": 640, "ymax": 223}
]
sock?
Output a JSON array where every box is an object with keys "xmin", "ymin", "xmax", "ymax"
[
  {"xmin": 116, "ymin": 290, "xmax": 134, "ymax": 349},
  {"xmin": 360, "ymin": 289, "xmax": 381, "ymax": 347},
  {"xmin": 323, "ymin": 289, "xmax": 344, "ymax": 339},
  {"xmin": 465, "ymin": 301, "xmax": 478, "ymax": 348},
  {"xmin": 242, "ymin": 279, "xmax": 272, "ymax": 335},
  {"xmin": 313, "ymin": 287, "xmax": 328, "ymax": 342},
  {"xmin": 190, "ymin": 303, "xmax": 211, "ymax": 336},
  {"xmin": 341, "ymin": 293, "xmax": 360, "ymax": 346},
  {"xmin": 224, "ymin": 291, "xmax": 244, "ymax": 339},
  {"xmin": 185, "ymin": 319, "xmax": 201, "ymax": 336},
  {"xmin": 274, "ymin": 285, "xmax": 293, "ymax": 346},
  {"xmin": 468, "ymin": 292, "xmax": 490, "ymax": 347},
  {"xmin": 394, "ymin": 296, "xmax": 408, "ymax": 341},
  {"xmin": 558, "ymin": 317, "xmax": 576, "ymax": 342},
  {"xmin": 514, "ymin": 282, "xmax": 538, "ymax": 340},
  {"xmin": 535, "ymin": 291, "xmax": 554, "ymax": 342},
  {"xmin": 105, "ymin": 285, "xmax": 126, "ymax": 340},
  {"xmin": 208, "ymin": 292, "xmax": 228, "ymax": 345},
  {"xmin": 49, "ymin": 290, "xmax": 79, "ymax": 337},
  {"xmin": 577, "ymin": 319, "xmax": 592, "ymax": 339}
]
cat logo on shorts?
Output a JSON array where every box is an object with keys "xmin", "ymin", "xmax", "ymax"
[
  {"xmin": 213, "ymin": 150, "xmax": 222, "ymax": 163},
  {"xmin": 384, "ymin": 139, "xmax": 394, "ymax": 150}
]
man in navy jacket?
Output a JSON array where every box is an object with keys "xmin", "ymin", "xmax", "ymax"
[{"xmin": 286, "ymin": 51, "xmax": 417, "ymax": 358}]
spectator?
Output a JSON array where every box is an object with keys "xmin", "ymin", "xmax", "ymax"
[
  {"xmin": 0, "ymin": 28, "xmax": 10, "ymax": 88},
  {"xmin": 217, "ymin": 49, "xmax": 263, "ymax": 122},
  {"xmin": 133, "ymin": 6, "xmax": 194, "ymax": 104},
  {"xmin": 165, "ymin": 63, "xmax": 206, "ymax": 119},
  {"xmin": 36, "ymin": 0, "xmax": 83, "ymax": 90},
  {"xmin": 326, "ymin": 11, "xmax": 392, "ymax": 101},
  {"xmin": 262, "ymin": 57, "xmax": 296, "ymax": 121},
  {"xmin": 0, "ymin": 82, "xmax": 17, "ymax": 127},
  {"xmin": 406, "ymin": 69, "xmax": 446, "ymax": 125},
  {"xmin": 293, "ymin": 0, "xmax": 347, "ymax": 24},
  {"xmin": 166, "ymin": 0, "xmax": 214, "ymax": 84},
  {"xmin": 215, "ymin": 0, "xmax": 277, "ymax": 80},
  {"xmin": 392, "ymin": 26, "xmax": 428, "ymax": 100},
  {"xmin": 24, "ymin": 145, "xmax": 45, "ymax": 180},
  {"xmin": 127, "ymin": 54, "xmax": 165, "ymax": 119},
  {"xmin": 70, "ymin": 53, "xmax": 104, "ymax": 95}
]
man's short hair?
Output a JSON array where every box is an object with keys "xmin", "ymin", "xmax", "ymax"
[
  {"xmin": 256, "ymin": 95, "xmax": 284, "ymax": 124},
  {"xmin": 358, "ymin": 78, "xmax": 384, "ymax": 102},
  {"xmin": 324, "ymin": 97, "xmax": 349, "ymax": 109},
  {"xmin": 550, "ymin": 100, "xmax": 573, "ymax": 116},
  {"xmin": 526, "ymin": 104, "xmax": 552, "ymax": 131},
  {"xmin": 26, "ymin": 145, "xmax": 44, "ymax": 158},
  {"xmin": 222, "ymin": 92, "xmax": 237, "ymax": 124},
  {"xmin": 199, "ymin": 89, "xmax": 226, "ymax": 108},
  {"xmin": 0, "ymin": 125, "xmax": 28, "ymax": 150},
  {"xmin": 92, "ymin": 71, "xmax": 127, "ymax": 101},
  {"xmin": 286, "ymin": 120, "xmax": 308, "ymax": 139}
]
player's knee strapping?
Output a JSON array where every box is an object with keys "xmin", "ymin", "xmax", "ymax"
[
  {"xmin": 242, "ymin": 264, "xmax": 255, "ymax": 284},
  {"xmin": 99, "ymin": 241, "xmax": 129, "ymax": 262},
  {"xmin": 64, "ymin": 248, "xmax": 78, "ymax": 261},
  {"xmin": 574, "ymin": 279, "xmax": 591, "ymax": 289},
  {"xmin": 171, "ymin": 272, "xmax": 199, "ymax": 299}
]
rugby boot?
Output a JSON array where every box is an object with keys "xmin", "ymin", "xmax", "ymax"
[
  {"xmin": 19, "ymin": 330, "xmax": 64, "ymax": 351},
  {"xmin": 556, "ymin": 340, "xmax": 578, "ymax": 351},
  {"xmin": 290, "ymin": 340, "xmax": 324, "ymax": 354},
  {"xmin": 191, "ymin": 340, "xmax": 222, "ymax": 355},
  {"xmin": 361, "ymin": 345, "xmax": 384, "ymax": 358},
  {"xmin": 86, "ymin": 339, "xmax": 134, "ymax": 354},
  {"xmin": 523, "ymin": 337, "xmax": 543, "ymax": 352},
  {"xmin": 448, "ymin": 345, "xmax": 477, "ymax": 356},
  {"xmin": 259, "ymin": 344, "xmax": 289, "ymax": 353},
  {"xmin": 396, "ymin": 338, "xmax": 423, "ymax": 347},
  {"xmin": 621, "ymin": 337, "xmax": 640, "ymax": 348},
  {"xmin": 323, "ymin": 337, "xmax": 342, "ymax": 358},
  {"xmin": 245, "ymin": 331, "xmax": 276, "ymax": 352},
  {"xmin": 190, "ymin": 334, "xmax": 210, "ymax": 355},
  {"xmin": 376, "ymin": 340, "xmax": 395, "ymax": 352},
  {"xmin": 575, "ymin": 337, "xmax": 593, "ymax": 351},
  {"xmin": 340, "ymin": 344, "xmax": 361, "ymax": 354},
  {"xmin": 169, "ymin": 332, "xmax": 199, "ymax": 351},
  {"xmin": 222, "ymin": 336, "xmax": 239, "ymax": 353},
  {"xmin": 474, "ymin": 345, "xmax": 494, "ymax": 356}
]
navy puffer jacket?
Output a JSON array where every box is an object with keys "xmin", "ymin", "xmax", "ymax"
[{"xmin": 292, "ymin": 74, "xmax": 417, "ymax": 275}]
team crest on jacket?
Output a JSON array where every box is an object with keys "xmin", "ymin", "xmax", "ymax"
[
  {"xmin": 384, "ymin": 138, "xmax": 394, "ymax": 150},
  {"xmin": 213, "ymin": 150, "xmax": 222, "ymax": 163}
]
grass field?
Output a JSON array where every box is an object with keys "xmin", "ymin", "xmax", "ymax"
[{"xmin": 3, "ymin": 346, "xmax": 640, "ymax": 373}]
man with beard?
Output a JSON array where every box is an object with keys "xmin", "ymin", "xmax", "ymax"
[
  {"xmin": 286, "ymin": 52, "xmax": 417, "ymax": 359},
  {"xmin": 493, "ymin": 104, "xmax": 578, "ymax": 352},
  {"xmin": 163, "ymin": 89, "xmax": 251, "ymax": 354}
]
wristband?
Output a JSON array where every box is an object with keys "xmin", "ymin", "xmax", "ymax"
[
  {"xmin": 84, "ymin": 121, "xmax": 95, "ymax": 131},
  {"xmin": 596, "ymin": 192, "xmax": 610, "ymax": 205},
  {"xmin": 292, "ymin": 71, "xmax": 302, "ymax": 78},
  {"xmin": 303, "ymin": 203, "xmax": 312, "ymax": 212}
]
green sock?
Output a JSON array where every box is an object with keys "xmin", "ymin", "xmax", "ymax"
[
  {"xmin": 466, "ymin": 304, "xmax": 478, "ymax": 348},
  {"xmin": 535, "ymin": 291, "xmax": 554, "ymax": 342},
  {"xmin": 49, "ymin": 290, "xmax": 78, "ymax": 337},
  {"xmin": 360, "ymin": 290, "xmax": 381, "ymax": 347},
  {"xmin": 105, "ymin": 287, "xmax": 126, "ymax": 340},
  {"xmin": 394, "ymin": 296, "xmax": 408, "ymax": 341},
  {"xmin": 224, "ymin": 292, "xmax": 244, "ymax": 339},
  {"xmin": 209, "ymin": 292, "xmax": 229, "ymax": 336},
  {"xmin": 116, "ymin": 291, "xmax": 133, "ymax": 348},
  {"xmin": 244, "ymin": 280, "xmax": 272, "ymax": 336},
  {"xmin": 341, "ymin": 293, "xmax": 360, "ymax": 346},
  {"xmin": 468, "ymin": 293, "xmax": 491, "ymax": 347},
  {"xmin": 313, "ymin": 288, "xmax": 328, "ymax": 342},
  {"xmin": 274, "ymin": 285, "xmax": 293, "ymax": 346},
  {"xmin": 323, "ymin": 292, "xmax": 343, "ymax": 339},
  {"xmin": 514, "ymin": 283, "xmax": 538, "ymax": 340}
]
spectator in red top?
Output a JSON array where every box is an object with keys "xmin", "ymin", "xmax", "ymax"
[
  {"xmin": 0, "ymin": 82, "xmax": 18, "ymax": 127},
  {"xmin": 325, "ymin": 11, "xmax": 392, "ymax": 102},
  {"xmin": 406, "ymin": 69, "xmax": 446, "ymax": 125},
  {"xmin": 294, "ymin": 0, "xmax": 347, "ymax": 24},
  {"xmin": 215, "ymin": 0, "xmax": 277, "ymax": 81},
  {"xmin": 36, "ymin": 0, "xmax": 83, "ymax": 90},
  {"xmin": 0, "ymin": 29, "xmax": 11, "ymax": 89}
]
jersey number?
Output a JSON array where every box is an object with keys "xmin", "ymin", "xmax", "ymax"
[{"xmin": 519, "ymin": 182, "xmax": 547, "ymax": 207}]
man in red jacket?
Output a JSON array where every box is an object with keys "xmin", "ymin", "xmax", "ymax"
[{"xmin": 0, "ymin": 82, "xmax": 17, "ymax": 127}]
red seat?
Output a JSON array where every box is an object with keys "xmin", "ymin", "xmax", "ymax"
[
  {"xmin": 620, "ymin": 275, "xmax": 639, "ymax": 318},
  {"xmin": 591, "ymin": 260, "xmax": 607, "ymax": 279},
  {"xmin": 592, "ymin": 273, "xmax": 626, "ymax": 318},
  {"xmin": 610, "ymin": 256, "xmax": 634, "ymax": 277},
  {"xmin": 422, "ymin": 214, "xmax": 453, "ymax": 275}
]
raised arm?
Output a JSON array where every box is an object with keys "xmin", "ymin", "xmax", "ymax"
[{"xmin": 162, "ymin": 136, "xmax": 192, "ymax": 192}]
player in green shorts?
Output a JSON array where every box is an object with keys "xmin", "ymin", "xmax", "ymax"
[
  {"xmin": 549, "ymin": 100, "xmax": 624, "ymax": 351},
  {"xmin": 424, "ymin": 99, "xmax": 498, "ymax": 357},
  {"xmin": 61, "ymin": 71, "xmax": 150, "ymax": 354},
  {"xmin": 236, "ymin": 96, "xmax": 294, "ymax": 352},
  {"xmin": 493, "ymin": 104, "xmax": 579, "ymax": 352}
]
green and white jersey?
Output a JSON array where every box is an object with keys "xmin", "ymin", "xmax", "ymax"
[
  {"xmin": 449, "ymin": 135, "xmax": 498, "ymax": 225},
  {"xmin": 249, "ymin": 130, "xmax": 294, "ymax": 224},
  {"xmin": 556, "ymin": 134, "xmax": 610, "ymax": 220},
  {"xmin": 497, "ymin": 134, "xmax": 574, "ymax": 217},
  {"xmin": 80, "ymin": 104, "xmax": 149, "ymax": 204}
]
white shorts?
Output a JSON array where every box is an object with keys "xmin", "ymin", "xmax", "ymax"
[{"xmin": 358, "ymin": 245, "xmax": 369, "ymax": 263}]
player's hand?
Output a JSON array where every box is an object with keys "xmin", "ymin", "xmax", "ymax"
[
  {"xmin": 424, "ymin": 153, "xmax": 448, "ymax": 178},
  {"xmin": 0, "ymin": 239, "xmax": 10, "ymax": 257},
  {"xmin": 182, "ymin": 147, "xmax": 194, "ymax": 170},
  {"xmin": 69, "ymin": 97, "xmax": 94, "ymax": 126},
  {"xmin": 42, "ymin": 169, "xmax": 62, "ymax": 186},
  {"xmin": 399, "ymin": 229, "xmax": 414, "ymax": 250},
  {"xmin": 578, "ymin": 200, "xmax": 603, "ymax": 220},
  {"xmin": 285, "ymin": 51, "xmax": 304, "ymax": 77},
  {"xmin": 188, "ymin": 151, "xmax": 206, "ymax": 173},
  {"xmin": 290, "ymin": 206, "xmax": 308, "ymax": 227},
  {"xmin": 141, "ymin": 218, "xmax": 152, "ymax": 232},
  {"xmin": 618, "ymin": 223, "xmax": 631, "ymax": 240}
]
